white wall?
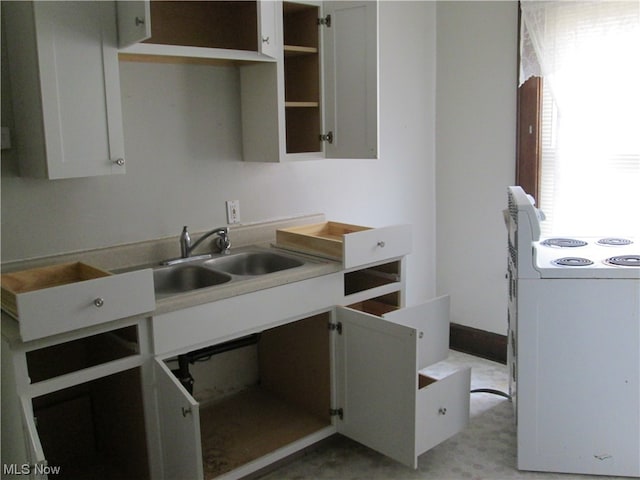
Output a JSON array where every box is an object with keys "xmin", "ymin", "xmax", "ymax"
[
  {"xmin": 435, "ymin": 1, "xmax": 518, "ymax": 335},
  {"xmin": 0, "ymin": 2, "xmax": 437, "ymax": 305}
]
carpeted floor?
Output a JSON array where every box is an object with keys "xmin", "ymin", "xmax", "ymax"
[{"xmin": 261, "ymin": 351, "xmax": 630, "ymax": 480}]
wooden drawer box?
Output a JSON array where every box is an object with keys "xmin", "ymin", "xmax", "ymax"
[
  {"xmin": 1, "ymin": 262, "xmax": 154, "ymax": 341},
  {"xmin": 276, "ymin": 222, "xmax": 412, "ymax": 268}
]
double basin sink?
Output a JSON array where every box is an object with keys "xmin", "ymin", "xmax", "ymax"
[{"xmin": 153, "ymin": 247, "xmax": 307, "ymax": 298}]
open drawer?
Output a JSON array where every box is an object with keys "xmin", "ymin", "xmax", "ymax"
[
  {"xmin": 334, "ymin": 295, "xmax": 470, "ymax": 468},
  {"xmin": 1, "ymin": 263, "xmax": 154, "ymax": 341},
  {"xmin": 276, "ymin": 222, "xmax": 412, "ymax": 268}
]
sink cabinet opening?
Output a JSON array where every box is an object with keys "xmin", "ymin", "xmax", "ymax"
[
  {"xmin": 143, "ymin": 1, "xmax": 259, "ymax": 52},
  {"xmin": 344, "ymin": 261, "xmax": 401, "ymax": 296},
  {"xmin": 31, "ymin": 368, "xmax": 149, "ymax": 480},
  {"xmin": 26, "ymin": 325, "xmax": 139, "ymax": 383},
  {"xmin": 170, "ymin": 313, "xmax": 331, "ymax": 478}
]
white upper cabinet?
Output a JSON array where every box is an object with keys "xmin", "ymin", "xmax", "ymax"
[
  {"xmin": 3, "ymin": 1, "xmax": 126, "ymax": 179},
  {"xmin": 244, "ymin": 1, "xmax": 378, "ymax": 162},
  {"xmin": 117, "ymin": 0, "xmax": 279, "ymax": 63}
]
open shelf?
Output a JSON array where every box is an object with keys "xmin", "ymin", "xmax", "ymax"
[
  {"xmin": 284, "ymin": 45, "xmax": 318, "ymax": 56},
  {"xmin": 283, "ymin": 2, "xmax": 321, "ymax": 154}
]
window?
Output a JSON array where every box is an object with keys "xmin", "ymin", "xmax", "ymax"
[{"xmin": 517, "ymin": 1, "xmax": 640, "ymax": 237}]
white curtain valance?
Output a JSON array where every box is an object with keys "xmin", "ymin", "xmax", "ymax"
[{"xmin": 519, "ymin": 1, "xmax": 640, "ymax": 87}]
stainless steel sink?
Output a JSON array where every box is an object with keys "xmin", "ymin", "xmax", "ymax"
[
  {"xmin": 206, "ymin": 251, "xmax": 304, "ymax": 276},
  {"xmin": 152, "ymin": 247, "xmax": 310, "ymax": 298},
  {"xmin": 153, "ymin": 265, "xmax": 232, "ymax": 297}
]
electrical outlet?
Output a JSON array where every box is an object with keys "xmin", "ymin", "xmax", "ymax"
[{"xmin": 226, "ymin": 200, "xmax": 241, "ymax": 224}]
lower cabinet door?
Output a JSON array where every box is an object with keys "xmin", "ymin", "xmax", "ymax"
[
  {"xmin": 154, "ymin": 358, "xmax": 203, "ymax": 480},
  {"xmin": 20, "ymin": 397, "xmax": 48, "ymax": 479},
  {"xmin": 335, "ymin": 295, "xmax": 469, "ymax": 469}
]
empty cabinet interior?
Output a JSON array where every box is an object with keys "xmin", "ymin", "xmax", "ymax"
[
  {"xmin": 143, "ymin": 1, "xmax": 258, "ymax": 51},
  {"xmin": 26, "ymin": 325, "xmax": 139, "ymax": 383},
  {"xmin": 344, "ymin": 261, "xmax": 401, "ymax": 296},
  {"xmin": 32, "ymin": 368, "xmax": 149, "ymax": 480},
  {"xmin": 283, "ymin": 2, "xmax": 321, "ymax": 154},
  {"xmin": 170, "ymin": 312, "xmax": 331, "ymax": 478}
]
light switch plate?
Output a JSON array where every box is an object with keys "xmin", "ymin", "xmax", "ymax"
[{"xmin": 226, "ymin": 200, "xmax": 240, "ymax": 224}]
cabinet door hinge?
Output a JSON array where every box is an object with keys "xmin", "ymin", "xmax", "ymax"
[
  {"xmin": 318, "ymin": 14, "xmax": 331, "ymax": 27},
  {"xmin": 328, "ymin": 321, "xmax": 342, "ymax": 334},
  {"xmin": 319, "ymin": 131, "xmax": 333, "ymax": 144},
  {"xmin": 329, "ymin": 407, "xmax": 343, "ymax": 419}
]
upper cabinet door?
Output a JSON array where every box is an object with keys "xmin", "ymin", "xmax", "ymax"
[
  {"xmin": 4, "ymin": 1, "xmax": 126, "ymax": 179},
  {"xmin": 117, "ymin": 1, "xmax": 152, "ymax": 48},
  {"xmin": 154, "ymin": 358, "xmax": 204, "ymax": 480},
  {"xmin": 258, "ymin": 0, "xmax": 279, "ymax": 59},
  {"xmin": 323, "ymin": 1, "xmax": 378, "ymax": 159}
]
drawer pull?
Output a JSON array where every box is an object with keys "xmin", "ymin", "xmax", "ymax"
[
  {"xmin": 377, "ymin": 241, "xmax": 386, "ymax": 248},
  {"xmin": 93, "ymin": 297, "xmax": 105, "ymax": 308},
  {"xmin": 182, "ymin": 407, "xmax": 192, "ymax": 417},
  {"xmin": 135, "ymin": 16, "xmax": 145, "ymax": 27},
  {"xmin": 438, "ymin": 407, "xmax": 447, "ymax": 416},
  {"xmin": 262, "ymin": 36, "xmax": 270, "ymax": 44}
]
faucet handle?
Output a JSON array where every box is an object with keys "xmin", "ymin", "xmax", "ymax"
[
  {"xmin": 215, "ymin": 228, "xmax": 231, "ymax": 253},
  {"xmin": 180, "ymin": 226, "xmax": 191, "ymax": 258}
]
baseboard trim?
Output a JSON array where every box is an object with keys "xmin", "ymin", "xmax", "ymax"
[{"xmin": 450, "ymin": 323, "xmax": 507, "ymax": 365}]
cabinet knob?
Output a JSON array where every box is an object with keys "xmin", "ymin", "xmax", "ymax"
[
  {"xmin": 377, "ymin": 241, "xmax": 386, "ymax": 248},
  {"xmin": 182, "ymin": 407, "xmax": 192, "ymax": 417},
  {"xmin": 93, "ymin": 297, "xmax": 105, "ymax": 308},
  {"xmin": 438, "ymin": 407, "xmax": 447, "ymax": 415},
  {"xmin": 262, "ymin": 36, "xmax": 270, "ymax": 44},
  {"xmin": 113, "ymin": 158, "xmax": 125, "ymax": 166},
  {"xmin": 135, "ymin": 16, "xmax": 145, "ymax": 27}
]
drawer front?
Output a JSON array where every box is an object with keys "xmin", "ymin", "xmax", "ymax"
[
  {"xmin": 383, "ymin": 295, "xmax": 450, "ymax": 370},
  {"xmin": 343, "ymin": 224, "xmax": 412, "ymax": 268},
  {"xmin": 416, "ymin": 367, "xmax": 470, "ymax": 455},
  {"xmin": 17, "ymin": 269, "xmax": 154, "ymax": 341}
]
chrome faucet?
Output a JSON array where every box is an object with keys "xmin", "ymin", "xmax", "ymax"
[{"xmin": 180, "ymin": 226, "xmax": 231, "ymax": 258}]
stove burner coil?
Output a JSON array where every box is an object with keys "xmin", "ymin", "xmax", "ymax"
[
  {"xmin": 541, "ymin": 238, "xmax": 588, "ymax": 248},
  {"xmin": 553, "ymin": 257, "xmax": 594, "ymax": 267},
  {"xmin": 597, "ymin": 238, "xmax": 633, "ymax": 246},
  {"xmin": 604, "ymin": 255, "xmax": 640, "ymax": 267}
]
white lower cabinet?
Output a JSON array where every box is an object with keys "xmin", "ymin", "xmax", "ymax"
[
  {"xmin": 152, "ymin": 295, "xmax": 470, "ymax": 479},
  {"xmin": 2, "ymin": 322, "xmax": 151, "ymax": 479}
]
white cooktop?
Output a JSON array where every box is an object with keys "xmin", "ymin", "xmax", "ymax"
[{"xmin": 533, "ymin": 237, "xmax": 640, "ymax": 279}]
